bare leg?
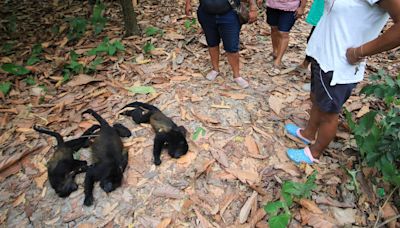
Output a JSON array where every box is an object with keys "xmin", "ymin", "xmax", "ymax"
[
  {"xmin": 270, "ymin": 26, "xmax": 279, "ymax": 58},
  {"xmin": 274, "ymin": 31, "xmax": 289, "ymax": 66},
  {"xmin": 227, "ymin": 52, "xmax": 240, "ymax": 78},
  {"xmin": 300, "ymin": 93, "xmax": 318, "ymax": 141},
  {"xmin": 208, "ymin": 46, "xmax": 220, "ymax": 72},
  {"xmin": 309, "ymin": 112, "xmax": 338, "ymax": 158}
]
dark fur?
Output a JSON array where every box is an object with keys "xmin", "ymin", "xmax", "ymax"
[
  {"xmin": 120, "ymin": 102, "xmax": 188, "ymax": 166},
  {"xmin": 82, "ymin": 109, "xmax": 130, "ymax": 206},
  {"xmin": 33, "ymin": 125, "xmax": 100, "ymax": 197}
]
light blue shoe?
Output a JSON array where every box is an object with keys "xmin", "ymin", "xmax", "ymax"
[
  {"xmin": 285, "ymin": 123, "xmax": 311, "ymax": 145},
  {"xmin": 287, "ymin": 147, "xmax": 316, "ymax": 164}
]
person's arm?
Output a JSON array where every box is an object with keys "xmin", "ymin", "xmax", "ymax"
[
  {"xmin": 248, "ymin": 0, "xmax": 258, "ymax": 23},
  {"xmin": 295, "ymin": 0, "xmax": 307, "ymax": 19},
  {"xmin": 185, "ymin": 0, "xmax": 192, "ymax": 16},
  {"xmin": 346, "ymin": 0, "xmax": 400, "ymax": 64}
]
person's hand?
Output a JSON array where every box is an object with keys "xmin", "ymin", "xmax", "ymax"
[
  {"xmin": 248, "ymin": 9, "xmax": 258, "ymax": 23},
  {"xmin": 185, "ymin": 2, "xmax": 192, "ymax": 16},
  {"xmin": 257, "ymin": 0, "xmax": 263, "ymax": 8},
  {"xmin": 295, "ymin": 7, "xmax": 305, "ymax": 19},
  {"xmin": 346, "ymin": 47, "xmax": 364, "ymax": 65}
]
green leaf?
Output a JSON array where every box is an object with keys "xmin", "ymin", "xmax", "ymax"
[
  {"xmin": 1, "ymin": 63, "xmax": 30, "ymax": 75},
  {"xmin": 377, "ymin": 188, "xmax": 385, "ymax": 198},
  {"xmin": 27, "ymin": 56, "xmax": 40, "ymax": 66},
  {"xmin": 32, "ymin": 44, "xmax": 43, "ymax": 55},
  {"xmin": 143, "ymin": 42, "xmax": 155, "ymax": 54},
  {"xmin": 24, "ymin": 76, "xmax": 36, "ymax": 85},
  {"xmin": 192, "ymin": 127, "xmax": 206, "ymax": 141},
  {"xmin": 1, "ymin": 42, "xmax": 14, "ymax": 55},
  {"xmin": 126, "ymin": 86, "xmax": 156, "ymax": 94},
  {"xmin": 145, "ymin": 26, "xmax": 162, "ymax": 36},
  {"xmin": 0, "ymin": 82, "xmax": 12, "ymax": 96},
  {"xmin": 264, "ymin": 201, "xmax": 284, "ymax": 216},
  {"xmin": 268, "ymin": 213, "xmax": 290, "ymax": 228}
]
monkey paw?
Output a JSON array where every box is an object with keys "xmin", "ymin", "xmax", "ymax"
[
  {"xmin": 83, "ymin": 196, "xmax": 94, "ymax": 206},
  {"xmin": 154, "ymin": 159, "xmax": 162, "ymax": 166}
]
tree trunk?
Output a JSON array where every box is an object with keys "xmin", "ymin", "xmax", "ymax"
[{"xmin": 119, "ymin": 0, "xmax": 140, "ymax": 36}]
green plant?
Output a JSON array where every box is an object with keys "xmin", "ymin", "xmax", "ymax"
[
  {"xmin": 26, "ymin": 44, "xmax": 43, "ymax": 66},
  {"xmin": 64, "ymin": 51, "xmax": 84, "ymax": 74},
  {"xmin": 1, "ymin": 42, "xmax": 15, "ymax": 55},
  {"xmin": 67, "ymin": 17, "xmax": 88, "ymax": 41},
  {"xmin": 192, "ymin": 127, "xmax": 206, "ymax": 141},
  {"xmin": 0, "ymin": 82, "xmax": 12, "ymax": 96},
  {"xmin": 87, "ymin": 57, "xmax": 103, "ymax": 72},
  {"xmin": 1, "ymin": 63, "xmax": 30, "ymax": 76},
  {"xmin": 345, "ymin": 70, "xmax": 400, "ymax": 187},
  {"xmin": 264, "ymin": 172, "xmax": 317, "ymax": 228},
  {"xmin": 90, "ymin": 1, "xmax": 107, "ymax": 35},
  {"xmin": 184, "ymin": 18, "xmax": 197, "ymax": 32},
  {"xmin": 24, "ymin": 76, "xmax": 36, "ymax": 85},
  {"xmin": 86, "ymin": 37, "xmax": 124, "ymax": 56},
  {"xmin": 143, "ymin": 42, "xmax": 155, "ymax": 54},
  {"xmin": 145, "ymin": 26, "xmax": 163, "ymax": 37}
]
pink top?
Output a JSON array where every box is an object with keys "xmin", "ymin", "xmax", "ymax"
[{"xmin": 266, "ymin": 0, "xmax": 300, "ymax": 12}]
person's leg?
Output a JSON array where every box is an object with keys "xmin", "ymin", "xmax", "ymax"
[
  {"xmin": 226, "ymin": 52, "xmax": 240, "ymax": 78},
  {"xmin": 219, "ymin": 10, "xmax": 248, "ymax": 88},
  {"xmin": 209, "ymin": 46, "xmax": 220, "ymax": 72},
  {"xmin": 274, "ymin": 31, "xmax": 289, "ymax": 66},
  {"xmin": 274, "ymin": 9, "xmax": 296, "ymax": 66},
  {"xmin": 309, "ymin": 111, "xmax": 338, "ymax": 158},
  {"xmin": 270, "ymin": 26, "xmax": 280, "ymax": 58},
  {"xmin": 197, "ymin": 7, "xmax": 221, "ymax": 80},
  {"xmin": 266, "ymin": 7, "xmax": 280, "ymax": 58}
]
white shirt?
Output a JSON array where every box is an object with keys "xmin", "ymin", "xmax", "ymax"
[{"xmin": 306, "ymin": 0, "xmax": 389, "ymax": 86}]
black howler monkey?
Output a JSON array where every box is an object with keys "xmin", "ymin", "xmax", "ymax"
[
  {"xmin": 33, "ymin": 125, "xmax": 100, "ymax": 197},
  {"xmin": 120, "ymin": 102, "xmax": 189, "ymax": 166},
  {"xmin": 81, "ymin": 109, "xmax": 131, "ymax": 206}
]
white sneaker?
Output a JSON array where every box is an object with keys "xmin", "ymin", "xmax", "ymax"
[
  {"xmin": 206, "ymin": 70, "xmax": 219, "ymax": 81},
  {"xmin": 234, "ymin": 77, "xmax": 249, "ymax": 88}
]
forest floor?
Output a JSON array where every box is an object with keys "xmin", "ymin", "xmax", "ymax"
[{"xmin": 0, "ymin": 0, "xmax": 399, "ymax": 227}]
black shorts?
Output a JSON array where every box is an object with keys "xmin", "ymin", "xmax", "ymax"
[{"xmin": 310, "ymin": 58, "xmax": 357, "ymax": 113}]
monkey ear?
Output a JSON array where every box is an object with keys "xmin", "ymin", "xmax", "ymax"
[{"xmin": 176, "ymin": 126, "xmax": 187, "ymax": 136}]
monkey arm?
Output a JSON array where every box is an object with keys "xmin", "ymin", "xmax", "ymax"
[
  {"xmin": 153, "ymin": 133, "xmax": 167, "ymax": 165},
  {"xmin": 113, "ymin": 123, "xmax": 132, "ymax": 137},
  {"xmin": 83, "ymin": 164, "xmax": 101, "ymax": 206}
]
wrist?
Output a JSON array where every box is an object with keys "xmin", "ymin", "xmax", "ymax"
[{"xmin": 357, "ymin": 46, "xmax": 365, "ymax": 58}]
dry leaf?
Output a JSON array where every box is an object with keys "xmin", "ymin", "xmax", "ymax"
[
  {"xmin": 330, "ymin": 207, "xmax": 356, "ymax": 226},
  {"xmin": 13, "ymin": 193, "xmax": 26, "ymax": 207},
  {"xmin": 300, "ymin": 208, "xmax": 337, "ymax": 227},
  {"xmin": 156, "ymin": 218, "xmax": 172, "ymax": 228},
  {"xmin": 225, "ymin": 168, "xmax": 259, "ymax": 184},
  {"xmin": 239, "ymin": 191, "xmax": 258, "ymax": 224},
  {"xmin": 164, "ymin": 31, "xmax": 185, "ymax": 40},
  {"xmin": 356, "ymin": 105, "xmax": 370, "ymax": 118},
  {"xmin": 299, "ymin": 199, "xmax": 323, "ymax": 214},
  {"xmin": 153, "ymin": 184, "xmax": 184, "ymax": 199},
  {"xmin": 245, "ymin": 135, "xmax": 259, "ymax": 155},
  {"xmin": 194, "ymin": 208, "xmax": 214, "ymax": 228},
  {"xmin": 35, "ymin": 172, "xmax": 48, "ymax": 189},
  {"xmin": 177, "ymin": 151, "xmax": 197, "ymax": 167},
  {"xmin": 268, "ymin": 95, "xmax": 284, "ymax": 115},
  {"xmin": 219, "ymin": 92, "xmax": 248, "ymax": 100},
  {"xmin": 274, "ymin": 163, "xmax": 301, "ymax": 177},
  {"xmin": 382, "ymin": 203, "xmax": 398, "ymax": 228},
  {"xmin": 67, "ymin": 74, "xmax": 102, "ymax": 87}
]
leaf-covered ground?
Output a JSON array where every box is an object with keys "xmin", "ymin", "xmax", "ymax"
[{"xmin": 1, "ymin": 0, "xmax": 399, "ymax": 227}]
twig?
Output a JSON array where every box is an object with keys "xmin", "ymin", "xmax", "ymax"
[
  {"xmin": 373, "ymin": 186, "xmax": 399, "ymax": 228},
  {"xmin": 376, "ymin": 214, "xmax": 400, "ymax": 228}
]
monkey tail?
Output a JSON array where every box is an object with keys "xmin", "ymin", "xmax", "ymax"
[
  {"xmin": 121, "ymin": 102, "xmax": 159, "ymax": 112},
  {"xmin": 33, "ymin": 125, "xmax": 64, "ymax": 145},
  {"xmin": 82, "ymin": 109, "xmax": 110, "ymax": 127}
]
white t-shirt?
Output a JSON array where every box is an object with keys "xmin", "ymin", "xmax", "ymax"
[{"xmin": 306, "ymin": 0, "xmax": 389, "ymax": 86}]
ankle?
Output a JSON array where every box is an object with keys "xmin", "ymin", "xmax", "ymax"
[
  {"xmin": 309, "ymin": 145, "xmax": 322, "ymax": 158},
  {"xmin": 300, "ymin": 129, "xmax": 315, "ymax": 141}
]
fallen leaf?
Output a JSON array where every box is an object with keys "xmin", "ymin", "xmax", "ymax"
[
  {"xmin": 164, "ymin": 31, "xmax": 185, "ymax": 40},
  {"xmin": 382, "ymin": 203, "xmax": 398, "ymax": 228},
  {"xmin": 156, "ymin": 218, "xmax": 172, "ymax": 228},
  {"xmin": 170, "ymin": 76, "xmax": 190, "ymax": 81},
  {"xmin": 274, "ymin": 163, "xmax": 301, "ymax": 177},
  {"xmin": 356, "ymin": 105, "xmax": 370, "ymax": 118},
  {"xmin": 35, "ymin": 172, "xmax": 48, "ymax": 189},
  {"xmin": 177, "ymin": 151, "xmax": 197, "ymax": 167},
  {"xmin": 300, "ymin": 208, "xmax": 337, "ymax": 227},
  {"xmin": 245, "ymin": 135, "xmax": 259, "ymax": 155},
  {"xmin": 239, "ymin": 191, "xmax": 258, "ymax": 224},
  {"xmin": 268, "ymin": 95, "xmax": 284, "ymax": 115},
  {"xmin": 219, "ymin": 92, "xmax": 248, "ymax": 100},
  {"xmin": 194, "ymin": 208, "xmax": 214, "ymax": 228},
  {"xmin": 315, "ymin": 196, "xmax": 355, "ymax": 208},
  {"xmin": 66, "ymin": 74, "xmax": 102, "ymax": 87},
  {"xmin": 153, "ymin": 184, "xmax": 184, "ymax": 199},
  {"xmin": 13, "ymin": 193, "xmax": 26, "ymax": 207},
  {"xmin": 225, "ymin": 168, "xmax": 259, "ymax": 184},
  {"xmin": 299, "ymin": 199, "xmax": 323, "ymax": 214},
  {"xmin": 330, "ymin": 207, "xmax": 356, "ymax": 226}
]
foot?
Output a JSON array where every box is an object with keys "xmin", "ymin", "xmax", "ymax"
[
  {"xmin": 285, "ymin": 123, "xmax": 311, "ymax": 144},
  {"xmin": 268, "ymin": 64, "xmax": 281, "ymax": 76},
  {"xmin": 287, "ymin": 147, "xmax": 318, "ymax": 164},
  {"xmin": 206, "ymin": 70, "xmax": 219, "ymax": 81},
  {"xmin": 234, "ymin": 77, "xmax": 249, "ymax": 88},
  {"xmin": 295, "ymin": 65, "xmax": 309, "ymax": 76}
]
